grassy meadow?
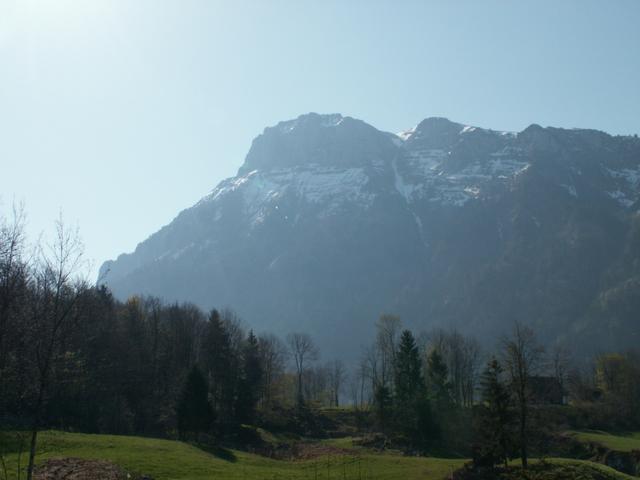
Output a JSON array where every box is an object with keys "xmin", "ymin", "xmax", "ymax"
[
  {"xmin": 2, "ymin": 431, "xmax": 638, "ymax": 480},
  {"xmin": 0, "ymin": 431, "xmax": 465, "ymax": 480},
  {"xmin": 570, "ymin": 430, "xmax": 640, "ymax": 453}
]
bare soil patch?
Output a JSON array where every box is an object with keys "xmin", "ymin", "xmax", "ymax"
[
  {"xmin": 292, "ymin": 442, "xmax": 355, "ymax": 460},
  {"xmin": 35, "ymin": 457, "xmax": 151, "ymax": 480}
]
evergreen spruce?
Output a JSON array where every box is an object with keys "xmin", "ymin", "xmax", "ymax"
[
  {"xmin": 176, "ymin": 365, "xmax": 214, "ymax": 439},
  {"xmin": 394, "ymin": 330, "xmax": 423, "ymax": 404},
  {"xmin": 393, "ymin": 330, "xmax": 433, "ymax": 445},
  {"xmin": 236, "ymin": 330, "xmax": 263, "ymax": 424},
  {"xmin": 477, "ymin": 357, "xmax": 512, "ymax": 469},
  {"xmin": 201, "ymin": 310, "xmax": 233, "ymax": 418},
  {"xmin": 373, "ymin": 384, "xmax": 392, "ymax": 433},
  {"xmin": 426, "ymin": 348, "xmax": 452, "ymax": 410},
  {"xmin": 425, "ymin": 348, "xmax": 453, "ymax": 440}
]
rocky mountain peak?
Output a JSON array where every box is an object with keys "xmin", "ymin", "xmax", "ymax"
[
  {"xmin": 400, "ymin": 117, "xmax": 462, "ymax": 149},
  {"xmin": 238, "ymin": 112, "xmax": 398, "ymax": 174}
]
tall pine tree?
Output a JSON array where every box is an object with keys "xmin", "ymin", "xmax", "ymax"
[
  {"xmin": 426, "ymin": 348, "xmax": 452, "ymax": 410},
  {"xmin": 236, "ymin": 330, "xmax": 263, "ymax": 424},
  {"xmin": 373, "ymin": 384, "xmax": 392, "ymax": 433},
  {"xmin": 394, "ymin": 330, "xmax": 433, "ymax": 445},
  {"xmin": 201, "ymin": 310, "xmax": 233, "ymax": 418},
  {"xmin": 477, "ymin": 357, "xmax": 512, "ymax": 469},
  {"xmin": 426, "ymin": 348, "xmax": 453, "ymax": 440},
  {"xmin": 176, "ymin": 365, "xmax": 214, "ymax": 439},
  {"xmin": 394, "ymin": 330, "xmax": 423, "ymax": 404}
]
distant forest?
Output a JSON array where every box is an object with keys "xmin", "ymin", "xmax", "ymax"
[{"xmin": 1, "ymin": 208, "xmax": 639, "ymax": 480}]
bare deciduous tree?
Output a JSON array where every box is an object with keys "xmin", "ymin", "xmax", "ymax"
[
  {"xmin": 374, "ymin": 314, "xmax": 401, "ymax": 389},
  {"xmin": 422, "ymin": 328, "xmax": 482, "ymax": 407},
  {"xmin": 258, "ymin": 333, "xmax": 288, "ymax": 407},
  {"xmin": 303, "ymin": 364, "xmax": 328, "ymax": 404},
  {"xmin": 501, "ymin": 322, "xmax": 544, "ymax": 469},
  {"xmin": 0, "ymin": 202, "xmax": 28, "ymax": 374},
  {"xmin": 26, "ymin": 217, "xmax": 89, "ymax": 480},
  {"xmin": 461, "ymin": 337, "xmax": 482, "ymax": 407},
  {"xmin": 353, "ymin": 354, "xmax": 373, "ymax": 409},
  {"xmin": 286, "ymin": 332, "xmax": 318, "ymax": 406},
  {"xmin": 327, "ymin": 359, "xmax": 346, "ymax": 407}
]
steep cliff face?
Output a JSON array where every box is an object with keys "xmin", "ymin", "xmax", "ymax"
[{"xmin": 100, "ymin": 113, "xmax": 640, "ymax": 358}]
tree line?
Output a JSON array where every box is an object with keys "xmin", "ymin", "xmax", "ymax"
[
  {"xmin": 0, "ymin": 207, "xmax": 351, "ymax": 478},
  {"xmin": 2, "ymin": 207, "xmax": 639, "ymax": 478}
]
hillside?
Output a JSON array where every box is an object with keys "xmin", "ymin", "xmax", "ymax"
[
  {"xmin": 99, "ymin": 113, "xmax": 640, "ymax": 358},
  {"xmin": 572, "ymin": 431, "xmax": 640, "ymax": 453},
  {"xmin": 1, "ymin": 430, "xmax": 466, "ymax": 480},
  {"xmin": 1, "ymin": 431, "xmax": 635, "ymax": 480}
]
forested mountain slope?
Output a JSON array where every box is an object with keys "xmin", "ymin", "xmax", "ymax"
[{"xmin": 100, "ymin": 113, "xmax": 640, "ymax": 358}]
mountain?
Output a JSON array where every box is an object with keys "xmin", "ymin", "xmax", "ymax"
[{"xmin": 99, "ymin": 113, "xmax": 640, "ymax": 359}]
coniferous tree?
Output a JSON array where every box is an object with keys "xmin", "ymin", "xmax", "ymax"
[
  {"xmin": 477, "ymin": 357, "xmax": 512, "ymax": 469},
  {"xmin": 426, "ymin": 348, "xmax": 454, "ymax": 441},
  {"xmin": 427, "ymin": 349, "xmax": 452, "ymax": 406},
  {"xmin": 201, "ymin": 310, "xmax": 233, "ymax": 417},
  {"xmin": 176, "ymin": 365, "xmax": 214, "ymax": 439},
  {"xmin": 426, "ymin": 348, "xmax": 453, "ymax": 411},
  {"xmin": 394, "ymin": 330, "xmax": 423, "ymax": 404},
  {"xmin": 236, "ymin": 330, "xmax": 263, "ymax": 424},
  {"xmin": 373, "ymin": 384, "xmax": 392, "ymax": 433},
  {"xmin": 393, "ymin": 330, "xmax": 432, "ymax": 445}
]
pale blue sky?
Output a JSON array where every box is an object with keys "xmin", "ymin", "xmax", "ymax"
[{"xmin": 1, "ymin": 0, "xmax": 639, "ymax": 278}]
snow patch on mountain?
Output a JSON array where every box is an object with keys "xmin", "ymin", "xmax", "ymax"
[
  {"xmin": 406, "ymin": 149, "xmax": 447, "ymax": 175},
  {"xmin": 393, "ymin": 147, "xmax": 529, "ymax": 206},
  {"xmin": 459, "ymin": 125, "xmax": 516, "ymax": 137},
  {"xmin": 604, "ymin": 166, "xmax": 640, "ymax": 208},
  {"xmin": 396, "ymin": 127, "xmax": 416, "ymax": 141},
  {"xmin": 607, "ymin": 190, "xmax": 634, "ymax": 208},
  {"xmin": 606, "ymin": 166, "xmax": 640, "ymax": 187},
  {"xmin": 203, "ymin": 165, "xmax": 376, "ymax": 224}
]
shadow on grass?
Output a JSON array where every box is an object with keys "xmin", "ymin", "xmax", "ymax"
[
  {"xmin": 193, "ymin": 442, "xmax": 238, "ymax": 463},
  {"xmin": 0, "ymin": 431, "xmax": 30, "ymax": 455},
  {"xmin": 423, "ymin": 444, "xmax": 469, "ymax": 459}
]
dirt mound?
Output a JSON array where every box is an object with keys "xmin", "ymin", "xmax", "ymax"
[
  {"xmin": 35, "ymin": 458, "xmax": 151, "ymax": 480},
  {"xmin": 292, "ymin": 442, "xmax": 354, "ymax": 460}
]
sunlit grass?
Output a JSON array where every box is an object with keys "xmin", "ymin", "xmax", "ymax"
[
  {"xmin": 570, "ymin": 430, "xmax": 640, "ymax": 452},
  {"xmin": 0, "ymin": 431, "xmax": 636, "ymax": 480},
  {"xmin": 0, "ymin": 430, "xmax": 464, "ymax": 480}
]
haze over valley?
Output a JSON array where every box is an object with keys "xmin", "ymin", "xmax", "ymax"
[
  {"xmin": 101, "ymin": 113, "xmax": 640, "ymax": 359},
  {"xmin": 2, "ymin": 2, "xmax": 640, "ymax": 479}
]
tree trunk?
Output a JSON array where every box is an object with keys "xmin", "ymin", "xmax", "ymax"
[
  {"xmin": 520, "ymin": 400, "xmax": 528, "ymax": 468},
  {"xmin": 26, "ymin": 427, "xmax": 38, "ymax": 480},
  {"xmin": 27, "ymin": 347, "xmax": 52, "ymax": 480},
  {"xmin": 297, "ymin": 371, "xmax": 303, "ymax": 407},
  {"xmin": 26, "ymin": 378, "xmax": 46, "ymax": 480}
]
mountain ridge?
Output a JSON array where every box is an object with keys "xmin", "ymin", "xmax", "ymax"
[{"xmin": 99, "ymin": 113, "xmax": 640, "ymax": 359}]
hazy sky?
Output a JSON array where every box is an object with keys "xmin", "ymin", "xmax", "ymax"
[{"xmin": 2, "ymin": 0, "xmax": 639, "ymax": 279}]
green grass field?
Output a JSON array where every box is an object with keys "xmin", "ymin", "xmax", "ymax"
[
  {"xmin": 0, "ymin": 431, "xmax": 636, "ymax": 480},
  {"xmin": 0, "ymin": 431, "xmax": 465, "ymax": 480},
  {"xmin": 571, "ymin": 430, "xmax": 640, "ymax": 452},
  {"xmin": 496, "ymin": 459, "xmax": 638, "ymax": 480},
  {"xmin": 542, "ymin": 458, "xmax": 637, "ymax": 480}
]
